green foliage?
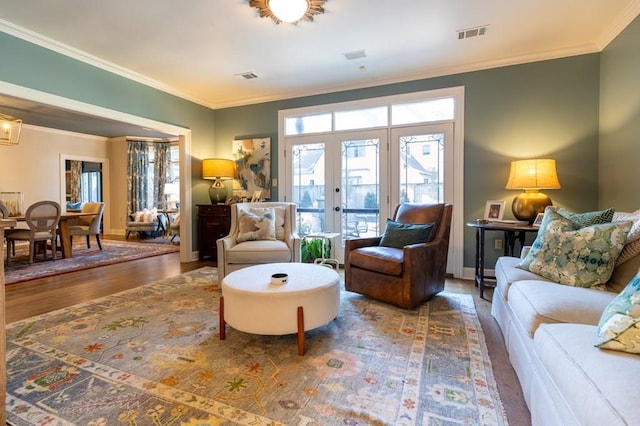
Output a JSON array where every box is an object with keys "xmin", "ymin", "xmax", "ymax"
[
  {"xmin": 364, "ymin": 192, "xmax": 378, "ymax": 209},
  {"xmin": 301, "ymin": 238, "xmax": 331, "ymax": 263},
  {"xmin": 300, "ymin": 191, "xmax": 313, "ymax": 208}
]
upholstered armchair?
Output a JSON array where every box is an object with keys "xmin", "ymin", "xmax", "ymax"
[
  {"xmin": 217, "ymin": 202, "xmax": 301, "ymax": 278},
  {"xmin": 69, "ymin": 202, "xmax": 105, "ymax": 249},
  {"xmin": 344, "ymin": 203, "xmax": 453, "ymax": 309}
]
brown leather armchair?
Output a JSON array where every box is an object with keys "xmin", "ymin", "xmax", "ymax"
[{"xmin": 344, "ymin": 203, "xmax": 453, "ymax": 309}]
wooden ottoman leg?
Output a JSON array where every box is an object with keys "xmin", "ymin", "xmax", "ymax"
[
  {"xmin": 297, "ymin": 306, "xmax": 305, "ymax": 356},
  {"xmin": 219, "ymin": 296, "xmax": 226, "ymax": 340}
]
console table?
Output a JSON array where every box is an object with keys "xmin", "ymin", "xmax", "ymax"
[{"xmin": 466, "ymin": 221, "xmax": 539, "ymax": 299}]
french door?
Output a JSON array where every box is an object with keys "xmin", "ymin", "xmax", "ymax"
[
  {"xmin": 288, "ymin": 130, "xmax": 387, "ymax": 262},
  {"xmin": 286, "ymin": 123, "xmax": 453, "ymax": 267}
]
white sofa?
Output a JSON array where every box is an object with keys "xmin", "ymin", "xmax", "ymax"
[{"xmin": 491, "ymin": 246, "xmax": 640, "ymax": 425}]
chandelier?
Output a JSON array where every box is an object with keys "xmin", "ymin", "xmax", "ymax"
[
  {"xmin": 0, "ymin": 113, "xmax": 22, "ymax": 146},
  {"xmin": 249, "ymin": 0, "xmax": 327, "ymax": 24}
]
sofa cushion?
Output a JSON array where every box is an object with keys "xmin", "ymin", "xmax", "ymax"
[
  {"xmin": 613, "ymin": 210, "xmax": 640, "ymax": 267},
  {"xmin": 508, "ymin": 280, "xmax": 616, "ymax": 338},
  {"xmin": 494, "ymin": 256, "xmax": 554, "ymax": 302},
  {"xmin": 596, "ymin": 273, "xmax": 640, "ymax": 354},
  {"xmin": 236, "ymin": 207, "xmax": 276, "ymax": 242},
  {"xmin": 607, "ymin": 253, "xmax": 640, "ymax": 293},
  {"xmin": 226, "ymin": 240, "xmax": 292, "ymax": 263},
  {"xmin": 379, "ymin": 218, "xmax": 434, "ymax": 249},
  {"xmin": 349, "ymin": 246, "xmax": 403, "ymax": 276},
  {"xmin": 534, "ymin": 323, "xmax": 640, "ymax": 425},
  {"xmin": 518, "ymin": 209, "xmax": 631, "ymax": 287}
]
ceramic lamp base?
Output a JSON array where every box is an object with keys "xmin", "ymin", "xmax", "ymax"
[
  {"xmin": 209, "ymin": 180, "xmax": 227, "ymax": 204},
  {"xmin": 511, "ymin": 190, "xmax": 552, "ymax": 224}
]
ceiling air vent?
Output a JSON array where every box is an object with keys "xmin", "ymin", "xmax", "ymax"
[
  {"xmin": 343, "ymin": 50, "xmax": 367, "ymax": 60},
  {"xmin": 236, "ymin": 72, "xmax": 258, "ymax": 80},
  {"xmin": 458, "ymin": 26, "xmax": 488, "ymax": 40}
]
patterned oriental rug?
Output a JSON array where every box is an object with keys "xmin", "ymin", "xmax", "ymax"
[
  {"xmin": 6, "ymin": 267, "xmax": 508, "ymax": 425},
  {"xmin": 4, "ymin": 239, "xmax": 179, "ymax": 285}
]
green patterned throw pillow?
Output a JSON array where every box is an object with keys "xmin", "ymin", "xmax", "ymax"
[
  {"xmin": 518, "ymin": 209, "xmax": 632, "ymax": 287},
  {"xmin": 556, "ymin": 207, "xmax": 615, "ymax": 226},
  {"xmin": 535, "ymin": 206, "xmax": 615, "ymax": 237},
  {"xmin": 596, "ymin": 273, "xmax": 640, "ymax": 354}
]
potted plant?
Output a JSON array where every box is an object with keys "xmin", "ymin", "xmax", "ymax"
[{"xmin": 301, "ymin": 237, "xmax": 331, "ymax": 263}]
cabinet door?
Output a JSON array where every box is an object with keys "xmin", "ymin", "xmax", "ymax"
[{"xmin": 197, "ymin": 205, "xmax": 230, "ymax": 260}]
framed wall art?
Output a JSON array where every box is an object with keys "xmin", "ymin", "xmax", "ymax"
[{"xmin": 232, "ymin": 137, "xmax": 271, "ymax": 199}]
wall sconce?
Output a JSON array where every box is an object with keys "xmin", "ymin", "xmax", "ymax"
[
  {"xmin": 202, "ymin": 158, "xmax": 236, "ymax": 204},
  {"xmin": 505, "ymin": 158, "xmax": 561, "ymax": 223},
  {"xmin": 0, "ymin": 113, "xmax": 22, "ymax": 146}
]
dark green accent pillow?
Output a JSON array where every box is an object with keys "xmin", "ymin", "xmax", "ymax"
[{"xmin": 379, "ymin": 219, "xmax": 434, "ymax": 249}]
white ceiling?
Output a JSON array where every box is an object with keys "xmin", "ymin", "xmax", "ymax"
[{"xmin": 0, "ymin": 0, "xmax": 639, "ymax": 134}]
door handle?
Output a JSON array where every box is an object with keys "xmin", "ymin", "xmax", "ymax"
[{"xmin": 334, "ymin": 207, "xmax": 340, "ymax": 212}]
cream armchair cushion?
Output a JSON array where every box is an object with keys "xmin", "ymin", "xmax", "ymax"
[{"xmin": 217, "ymin": 202, "xmax": 301, "ymax": 278}]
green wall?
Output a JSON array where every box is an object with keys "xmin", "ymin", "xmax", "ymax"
[
  {"xmin": 599, "ymin": 15, "xmax": 640, "ymax": 211},
  {"xmin": 3, "ymin": 12, "xmax": 639, "ymax": 270},
  {"xmin": 214, "ymin": 55, "xmax": 601, "ymax": 269}
]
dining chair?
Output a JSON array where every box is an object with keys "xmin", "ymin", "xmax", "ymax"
[
  {"xmin": 6, "ymin": 200, "xmax": 61, "ymax": 264},
  {"xmin": 68, "ymin": 202, "xmax": 105, "ymax": 250}
]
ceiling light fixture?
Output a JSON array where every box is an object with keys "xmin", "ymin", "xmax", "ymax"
[{"xmin": 249, "ymin": 0, "xmax": 327, "ymax": 24}]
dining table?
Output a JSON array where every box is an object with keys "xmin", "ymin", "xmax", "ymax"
[{"xmin": 12, "ymin": 211, "xmax": 96, "ymax": 259}]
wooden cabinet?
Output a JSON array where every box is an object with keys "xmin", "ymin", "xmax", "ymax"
[{"xmin": 197, "ymin": 204, "xmax": 231, "ymax": 261}]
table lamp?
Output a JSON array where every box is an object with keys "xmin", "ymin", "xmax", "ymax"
[
  {"xmin": 202, "ymin": 158, "xmax": 236, "ymax": 204},
  {"xmin": 505, "ymin": 158, "xmax": 561, "ymax": 223}
]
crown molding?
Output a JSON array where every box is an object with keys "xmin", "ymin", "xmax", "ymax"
[
  {"xmin": 596, "ymin": 0, "xmax": 640, "ymax": 49},
  {"xmin": 0, "ymin": 19, "xmax": 216, "ymax": 109}
]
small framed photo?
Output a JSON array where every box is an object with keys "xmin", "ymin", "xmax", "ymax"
[
  {"xmin": 533, "ymin": 212, "xmax": 545, "ymax": 227},
  {"xmin": 484, "ymin": 200, "xmax": 505, "ymax": 220},
  {"xmin": 251, "ymin": 190, "xmax": 262, "ymax": 203}
]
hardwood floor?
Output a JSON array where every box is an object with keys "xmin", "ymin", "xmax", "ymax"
[{"xmin": 4, "ymin": 240, "xmax": 530, "ymax": 424}]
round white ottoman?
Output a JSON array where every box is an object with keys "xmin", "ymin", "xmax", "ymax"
[{"xmin": 220, "ymin": 263, "xmax": 340, "ymax": 355}]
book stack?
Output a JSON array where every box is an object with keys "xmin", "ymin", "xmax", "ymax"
[{"xmin": 487, "ymin": 219, "xmax": 530, "ymax": 225}]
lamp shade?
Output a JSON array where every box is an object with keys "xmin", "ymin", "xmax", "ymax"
[
  {"xmin": 202, "ymin": 158, "xmax": 235, "ymax": 180},
  {"xmin": 505, "ymin": 159, "xmax": 561, "ymax": 190}
]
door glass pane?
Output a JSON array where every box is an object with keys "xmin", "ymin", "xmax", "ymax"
[
  {"xmin": 291, "ymin": 143, "xmax": 326, "ymax": 236},
  {"xmin": 341, "ymin": 139, "xmax": 380, "ymax": 244},
  {"xmin": 399, "ymin": 133, "xmax": 444, "ymax": 203}
]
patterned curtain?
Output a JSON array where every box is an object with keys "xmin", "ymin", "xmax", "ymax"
[
  {"xmin": 127, "ymin": 140, "xmax": 150, "ymax": 213},
  {"xmin": 69, "ymin": 160, "xmax": 82, "ymax": 203},
  {"xmin": 154, "ymin": 143, "xmax": 170, "ymax": 209}
]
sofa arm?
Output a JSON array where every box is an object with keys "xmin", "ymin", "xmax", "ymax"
[{"xmin": 286, "ymin": 232, "xmax": 302, "ymax": 262}]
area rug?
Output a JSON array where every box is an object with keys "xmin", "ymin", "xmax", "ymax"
[
  {"xmin": 4, "ymin": 239, "xmax": 179, "ymax": 284},
  {"xmin": 5, "ymin": 267, "xmax": 508, "ymax": 425}
]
